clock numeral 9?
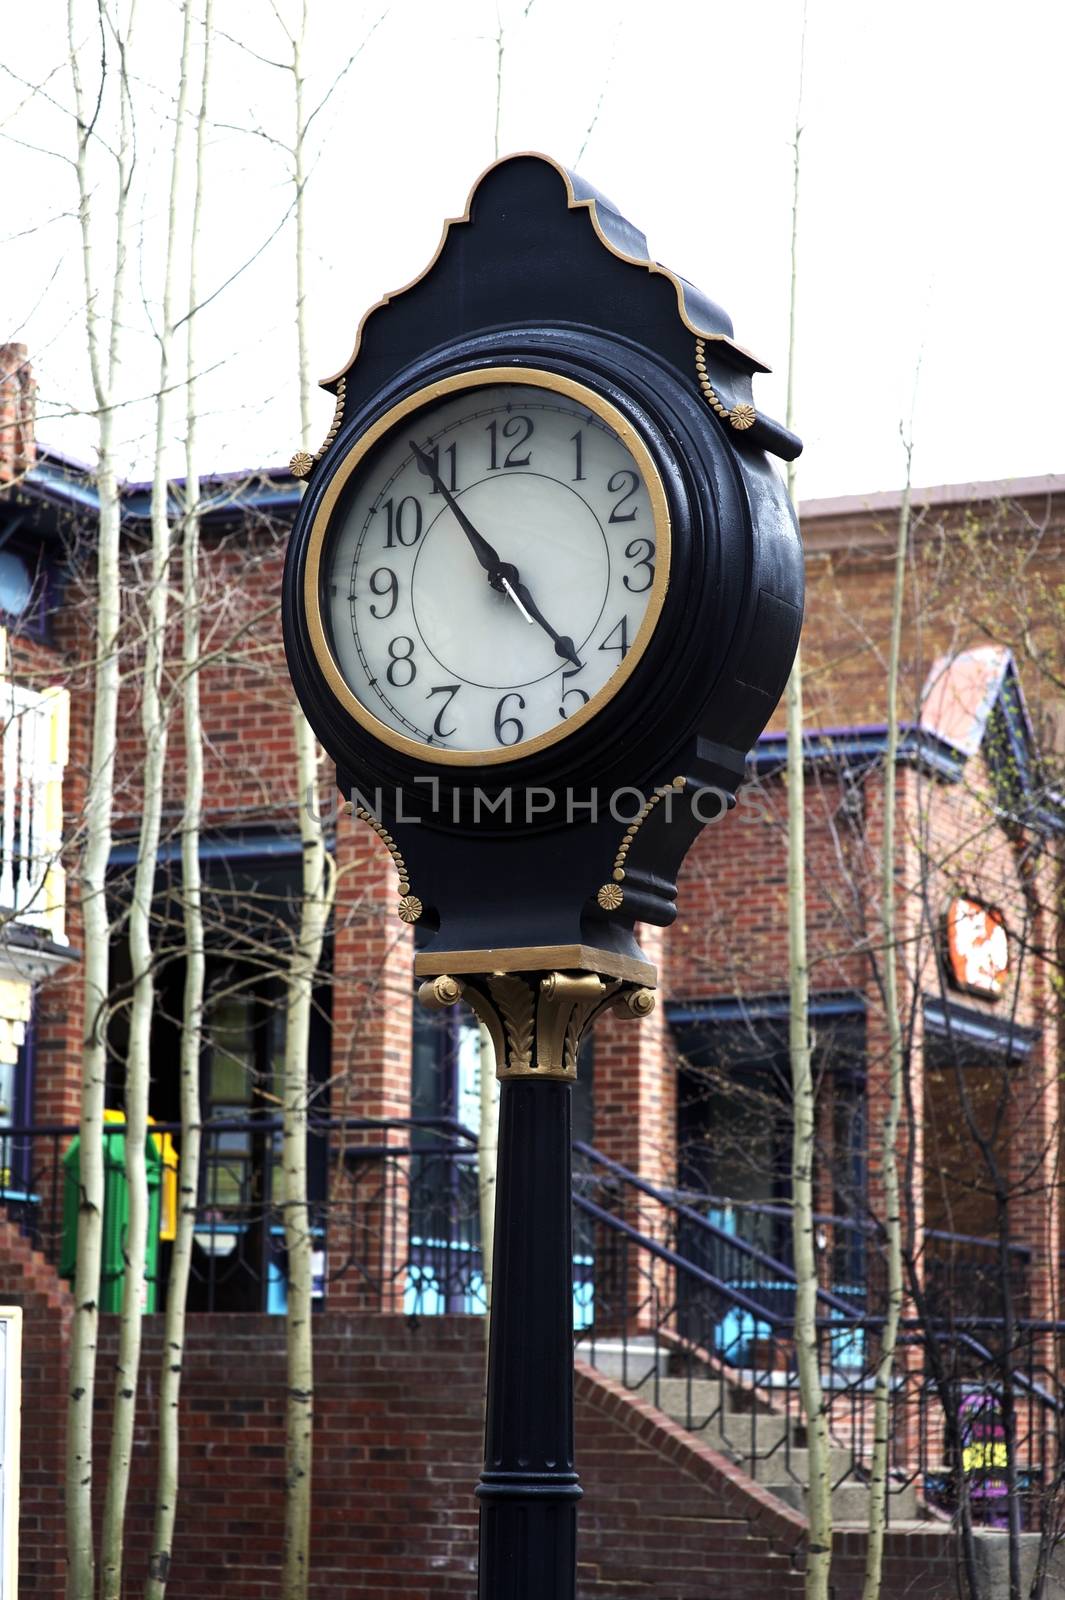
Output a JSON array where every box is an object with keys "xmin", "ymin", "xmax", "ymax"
[
  {"xmin": 494, "ymin": 691, "xmax": 526, "ymax": 746},
  {"xmin": 368, "ymin": 567, "xmax": 399, "ymax": 619},
  {"xmin": 622, "ymin": 538, "xmax": 655, "ymax": 593},
  {"xmin": 486, "ymin": 415, "xmax": 533, "ymax": 470},
  {"xmin": 382, "ymin": 495, "xmax": 423, "ymax": 548},
  {"xmin": 607, "ymin": 469, "xmax": 639, "ymax": 523},
  {"xmin": 386, "ymin": 636, "xmax": 417, "ymax": 687}
]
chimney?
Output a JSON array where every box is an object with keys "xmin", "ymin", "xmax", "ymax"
[{"xmin": 0, "ymin": 344, "xmax": 36, "ymax": 485}]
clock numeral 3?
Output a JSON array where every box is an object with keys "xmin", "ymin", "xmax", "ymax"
[
  {"xmin": 368, "ymin": 567, "xmax": 399, "ymax": 619},
  {"xmin": 382, "ymin": 495, "xmax": 423, "ymax": 548},
  {"xmin": 427, "ymin": 683, "xmax": 460, "ymax": 739},
  {"xmin": 494, "ymin": 692, "xmax": 526, "ymax": 746},
  {"xmin": 486, "ymin": 415, "xmax": 533, "ymax": 470},
  {"xmin": 622, "ymin": 538, "xmax": 655, "ymax": 593},
  {"xmin": 386, "ymin": 636, "xmax": 417, "ymax": 687},
  {"xmin": 607, "ymin": 470, "xmax": 639, "ymax": 523}
]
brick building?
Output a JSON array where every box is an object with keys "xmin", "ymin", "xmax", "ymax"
[{"xmin": 2, "ymin": 337, "xmax": 1063, "ymax": 1593}]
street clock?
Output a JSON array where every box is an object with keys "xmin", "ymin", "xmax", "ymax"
[
  {"xmin": 283, "ymin": 152, "xmax": 804, "ymax": 981},
  {"xmin": 282, "ymin": 153, "xmax": 804, "ymax": 1600}
]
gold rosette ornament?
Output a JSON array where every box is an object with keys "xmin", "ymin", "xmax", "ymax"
[{"xmin": 398, "ymin": 894, "xmax": 423, "ymax": 924}]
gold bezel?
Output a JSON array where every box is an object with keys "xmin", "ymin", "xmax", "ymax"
[{"xmin": 303, "ymin": 367, "xmax": 672, "ymax": 767}]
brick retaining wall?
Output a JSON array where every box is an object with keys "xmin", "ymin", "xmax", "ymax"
[{"xmin": 4, "ymin": 1291, "xmax": 971, "ymax": 1598}]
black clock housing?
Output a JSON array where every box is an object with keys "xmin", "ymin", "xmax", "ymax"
[{"xmin": 282, "ymin": 153, "xmax": 803, "ymax": 971}]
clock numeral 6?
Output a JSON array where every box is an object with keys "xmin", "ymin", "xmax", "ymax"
[
  {"xmin": 382, "ymin": 495, "xmax": 423, "ymax": 548},
  {"xmin": 386, "ymin": 636, "xmax": 417, "ymax": 687},
  {"xmin": 368, "ymin": 567, "xmax": 399, "ymax": 619},
  {"xmin": 494, "ymin": 691, "xmax": 526, "ymax": 746},
  {"xmin": 607, "ymin": 469, "xmax": 639, "ymax": 523},
  {"xmin": 486, "ymin": 415, "xmax": 533, "ymax": 470},
  {"xmin": 559, "ymin": 668, "xmax": 589, "ymax": 721},
  {"xmin": 622, "ymin": 538, "xmax": 655, "ymax": 593}
]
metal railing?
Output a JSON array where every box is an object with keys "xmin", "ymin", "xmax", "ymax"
[{"xmin": 2, "ymin": 1118, "xmax": 1060, "ymax": 1527}]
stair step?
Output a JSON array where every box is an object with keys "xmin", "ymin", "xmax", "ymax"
[
  {"xmin": 768, "ymin": 1479, "xmax": 919, "ymax": 1522},
  {"xmin": 749, "ymin": 1446, "xmax": 853, "ymax": 1484}
]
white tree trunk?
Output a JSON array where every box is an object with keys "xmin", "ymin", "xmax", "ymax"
[
  {"xmin": 99, "ymin": 6, "xmax": 189, "ymax": 1590},
  {"xmin": 65, "ymin": 4, "xmax": 135, "ymax": 1592},
  {"xmin": 146, "ymin": 6, "xmax": 210, "ymax": 1590},
  {"xmin": 861, "ymin": 452, "xmax": 912, "ymax": 1600},
  {"xmin": 478, "ymin": 1024, "xmax": 499, "ymax": 1338},
  {"xmin": 781, "ymin": 13, "xmax": 831, "ymax": 1595},
  {"xmin": 282, "ymin": 10, "xmax": 333, "ymax": 1591},
  {"xmin": 282, "ymin": 712, "xmax": 333, "ymax": 1600}
]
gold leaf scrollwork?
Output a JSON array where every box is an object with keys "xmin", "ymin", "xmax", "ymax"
[
  {"xmin": 416, "ymin": 968, "xmax": 657, "ymax": 1084},
  {"xmin": 486, "ymin": 974, "xmax": 536, "ymax": 1072}
]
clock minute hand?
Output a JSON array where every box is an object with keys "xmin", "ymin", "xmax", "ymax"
[
  {"xmin": 409, "ymin": 439, "xmax": 505, "ymax": 585},
  {"xmin": 409, "ymin": 438, "xmax": 581, "ymax": 670}
]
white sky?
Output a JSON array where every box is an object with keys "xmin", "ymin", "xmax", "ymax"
[{"xmin": 2, "ymin": 0, "xmax": 1063, "ymax": 500}]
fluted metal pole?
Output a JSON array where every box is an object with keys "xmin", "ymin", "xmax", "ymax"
[{"xmin": 476, "ymin": 1077, "xmax": 579, "ymax": 1600}]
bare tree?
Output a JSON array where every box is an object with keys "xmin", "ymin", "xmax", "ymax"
[
  {"xmin": 146, "ymin": 5, "xmax": 212, "ymax": 1591},
  {"xmin": 861, "ymin": 435, "xmax": 913, "ymax": 1600},
  {"xmin": 781, "ymin": 9, "xmax": 832, "ymax": 1595},
  {"xmin": 65, "ymin": 3, "xmax": 137, "ymax": 1591}
]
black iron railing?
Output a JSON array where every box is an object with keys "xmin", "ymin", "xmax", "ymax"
[{"xmin": 2, "ymin": 1119, "xmax": 1060, "ymax": 1528}]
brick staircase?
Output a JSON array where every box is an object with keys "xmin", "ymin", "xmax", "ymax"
[
  {"xmin": 583, "ymin": 1338, "xmax": 924, "ymax": 1528},
  {"xmin": 575, "ymin": 1347, "xmax": 961, "ymax": 1599}
]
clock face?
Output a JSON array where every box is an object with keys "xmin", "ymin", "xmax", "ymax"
[{"xmin": 307, "ymin": 368, "xmax": 670, "ymax": 765}]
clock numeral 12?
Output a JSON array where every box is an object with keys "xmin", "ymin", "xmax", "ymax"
[{"xmin": 486, "ymin": 415, "xmax": 533, "ymax": 470}]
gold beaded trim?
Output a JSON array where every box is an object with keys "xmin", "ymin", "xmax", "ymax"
[
  {"xmin": 350, "ymin": 803, "xmax": 421, "ymax": 923},
  {"xmin": 290, "ymin": 377, "xmax": 348, "ymax": 479},
  {"xmin": 694, "ymin": 340, "xmax": 756, "ymax": 432},
  {"xmin": 595, "ymin": 776, "xmax": 686, "ymax": 912}
]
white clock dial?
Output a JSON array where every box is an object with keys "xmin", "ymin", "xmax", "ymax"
[{"xmin": 314, "ymin": 370, "xmax": 670, "ymax": 763}]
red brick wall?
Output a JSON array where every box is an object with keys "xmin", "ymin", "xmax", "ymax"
[
  {"xmin": 13, "ymin": 1309, "xmax": 965, "ymax": 1600},
  {"xmin": 4, "ymin": 1299, "xmax": 972, "ymax": 1600}
]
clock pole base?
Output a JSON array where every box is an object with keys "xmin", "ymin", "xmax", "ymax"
[{"xmin": 419, "ymin": 968, "xmax": 657, "ymax": 1600}]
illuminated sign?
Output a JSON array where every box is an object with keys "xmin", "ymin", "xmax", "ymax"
[{"xmin": 945, "ymin": 897, "xmax": 1009, "ymax": 999}]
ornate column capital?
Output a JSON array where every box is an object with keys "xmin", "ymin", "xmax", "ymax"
[{"xmin": 418, "ymin": 969, "xmax": 656, "ymax": 1083}]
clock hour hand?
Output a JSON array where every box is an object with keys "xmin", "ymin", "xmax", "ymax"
[
  {"xmin": 409, "ymin": 439, "xmax": 505, "ymax": 586},
  {"xmin": 495, "ymin": 561, "xmax": 583, "ymax": 671}
]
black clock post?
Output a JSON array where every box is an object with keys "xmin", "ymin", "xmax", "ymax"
[{"xmin": 282, "ymin": 153, "xmax": 804, "ymax": 1600}]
